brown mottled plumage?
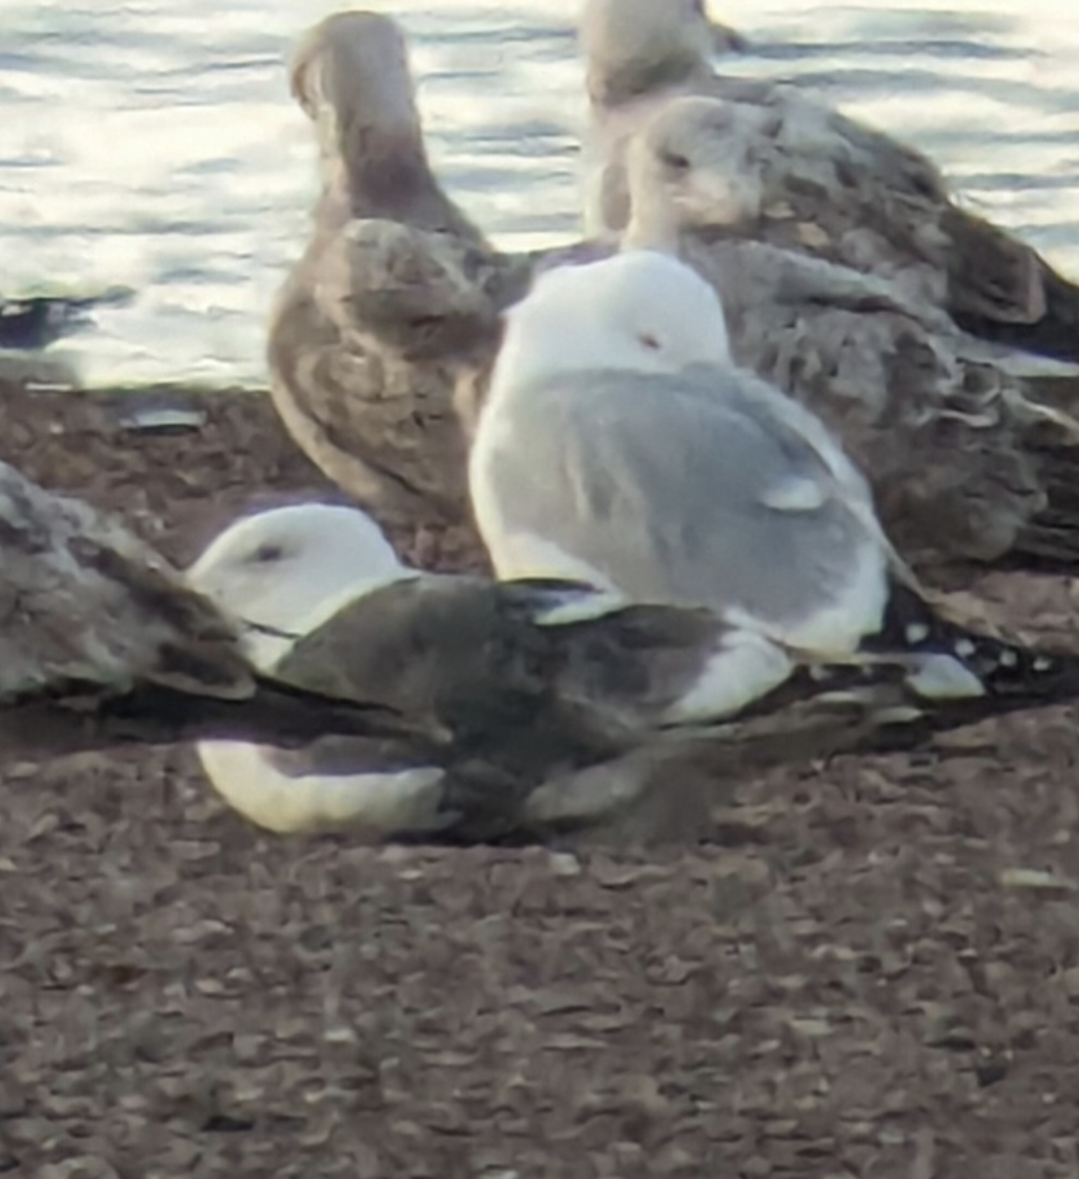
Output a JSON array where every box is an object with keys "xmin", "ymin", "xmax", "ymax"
[
  {"xmin": 268, "ymin": 12, "xmax": 531, "ymax": 536},
  {"xmin": 0, "ymin": 461, "xmax": 408, "ymax": 761},
  {"xmin": 621, "ymin": 96, "xmax": 1079, "ymax": 583},
  {"xmin": 581, "ymin": 0, "xmax": 1079, "ymax": 363},
  {"xmin": 269, "ymin": 12, "xmax": 628, "ymax": 536}
]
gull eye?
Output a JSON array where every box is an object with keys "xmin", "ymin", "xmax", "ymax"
[
  {"xmin": 660, "ymin": 149, "xmax": 691, "ymax": 172},
  {"xmin": 250, "ymin": 543, "xmax": 285, "ymax": 564},
  {"xmin": 638, "ymin": 332, "xmax": 662, "ymax": 351}
]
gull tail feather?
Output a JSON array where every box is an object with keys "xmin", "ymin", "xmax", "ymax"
[
  {"xmin": 1009, "ymin": 437, "xmax": 1079, "ymax": 572},
  {"xmin": 657, "ymin": 584, "xmax": 1079, "ymax": 768},
  {"xmin": 651, "ymin": 641, "xmax": 1077, "ymax": 786},
  {"xmin": 945, "ymin": 207, "xmax": 1079, "ymax": 365},
  {"xmin": 865, "ymin": 582, "xmax": 1079, "ymax": 708}
]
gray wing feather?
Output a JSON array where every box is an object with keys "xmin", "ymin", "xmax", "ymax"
[{"xmin": 484, "ymin": 364, "xmax": 876, "ymax": 634}]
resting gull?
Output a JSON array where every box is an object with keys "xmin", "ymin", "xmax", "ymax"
[
  {"xmin": 469, "ymin": 250, "xmax": 1079, "ymax": 709},
  {"xmin": 190, "ymin": 502, "xmax": 1079, "ymax": 846},
  {"xmin": 187, "ymin": 501, "xmax": 796, "ymax": 840},
  {"xmin": 268, "ymin": 11, "xmax": 540, "ymax": 543},
  {"xmin": 0, "ymin": 461, "xmax": 409, "ymax": 763},
  {"xmin": 579, "ymin": 0, "xmax": 1079, "ymax": 363},
  {"xmin": 620, "ymin": 96, "xmax": 1079, "ymax": 582}
]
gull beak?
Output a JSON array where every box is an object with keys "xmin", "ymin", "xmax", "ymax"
[{"xmin": 710, "ymin": 19, "xmax": 751, "ymax": 56}]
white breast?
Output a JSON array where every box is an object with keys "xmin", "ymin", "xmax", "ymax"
[{"xmin": 196, "ymin": 741, "xmax": 446, "ymax": 836}]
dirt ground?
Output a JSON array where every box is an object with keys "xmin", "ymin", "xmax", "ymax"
[{"xmin": 4, "ymin": 376, "xmax": 1079, "ymax": 1177}]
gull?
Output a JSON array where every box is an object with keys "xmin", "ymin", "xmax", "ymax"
[
  {"xmin": 191, "ymin": 500, "xmax": 1079, "ymax": 846},
  {"xmin": 187, "ymin": 501, "xmax": 790, "ymax": 841},
  {"xmin": 620, "ymin": 95, "xmax": 1079, "ymax": 582},
  {"xmin": 271, "ymin": 11, "xmax": 614, "ymax": 542},
  {"xmin": 579, "ymin": 0, "xmax": 1079, "ymax": 364},
  {"xmin": 269, "ymin": 12, "xmax": 535, "ymax": 542},
  {"xmin": 0, "ymin": 461, "xmax": 409, "ymax": 764},
  {"xmin": 468, "ymin": 249, "xmax": 1079, "ymax": 698}
]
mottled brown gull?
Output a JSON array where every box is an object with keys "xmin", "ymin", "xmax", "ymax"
[
  {"xmin": 268, "ymin": 11, "xmax": 537, "ymax": 542},
  {"xmin": 621, "ymin": 96, "xmax": 1079, "ymax": 582},
  {"xmin": 0, "ymin": 461, "xmax": 409, "ymax": 762},
  {"xmin": 579, "ymin": 0, "xmax": 1079, "ymax": 363}
]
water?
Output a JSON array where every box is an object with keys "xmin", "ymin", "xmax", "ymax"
[{"xmin": 2, "ymin": 0, "xmax": 1078, "ymax": 389}]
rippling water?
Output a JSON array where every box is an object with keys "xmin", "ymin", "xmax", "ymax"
[{"xmin": 2, "ymin": 0, "xmax": 1078, "ymax": 388}]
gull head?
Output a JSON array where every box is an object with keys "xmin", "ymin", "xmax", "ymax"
[
  {"xmin": 290, "ymin": 12, "xmax": 422, "ymax": 165},
  {"xmin": 627, "ymin": 96, "xmax": 767, "ymax": 237},
  {"xmin": 490, "ymin": 250, "xmax": 731, "ymax": 396},
  {"xmin": 187, "ymin": 503, "xmax": 407, "ymax": 670},
  {"xmin": 580, "ymin": 0, "xmax": 738, "ymax": 104}
]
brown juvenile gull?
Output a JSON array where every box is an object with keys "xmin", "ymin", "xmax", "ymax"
[
  {"xmin": 469, "ymin": 250, "xmax": 1079, "ymax": 712},
  {"xmin": 268, "ymin": 11, "xmax": 539, "ymax": 542},
  {"xmin": 579, "ymin": 0, "xmax": 1079, "ymax": 363},
  {"xmin": 189, "ymin": 503, "xmax": 1079, "ymax": 848},
  {"xmin": 0, "ymin": 461, "xmax": 410, "ymax": 763},
  {"xmin": 620, "ymin": 96, "xmax": 1079, "ymax": 582}
]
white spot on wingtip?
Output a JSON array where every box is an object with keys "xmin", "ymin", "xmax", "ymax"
[
  {"xmin": 906, "ymin": 653, "xmax": 986, "ymax": 700},
  {"xmin": 997, "ymin": 649, "xmax": 1019, "ymax": 668},
  {"xmin": 1033, "ymin": 656, "xmax": 1054, "ymax": 672},
  {"xmin": 953, "ymin": 638, "xmax": 977, "ymax": 658},
  {"xmin": 905, "ymin": 623, "xmax": 930, "ymax": 644}
]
